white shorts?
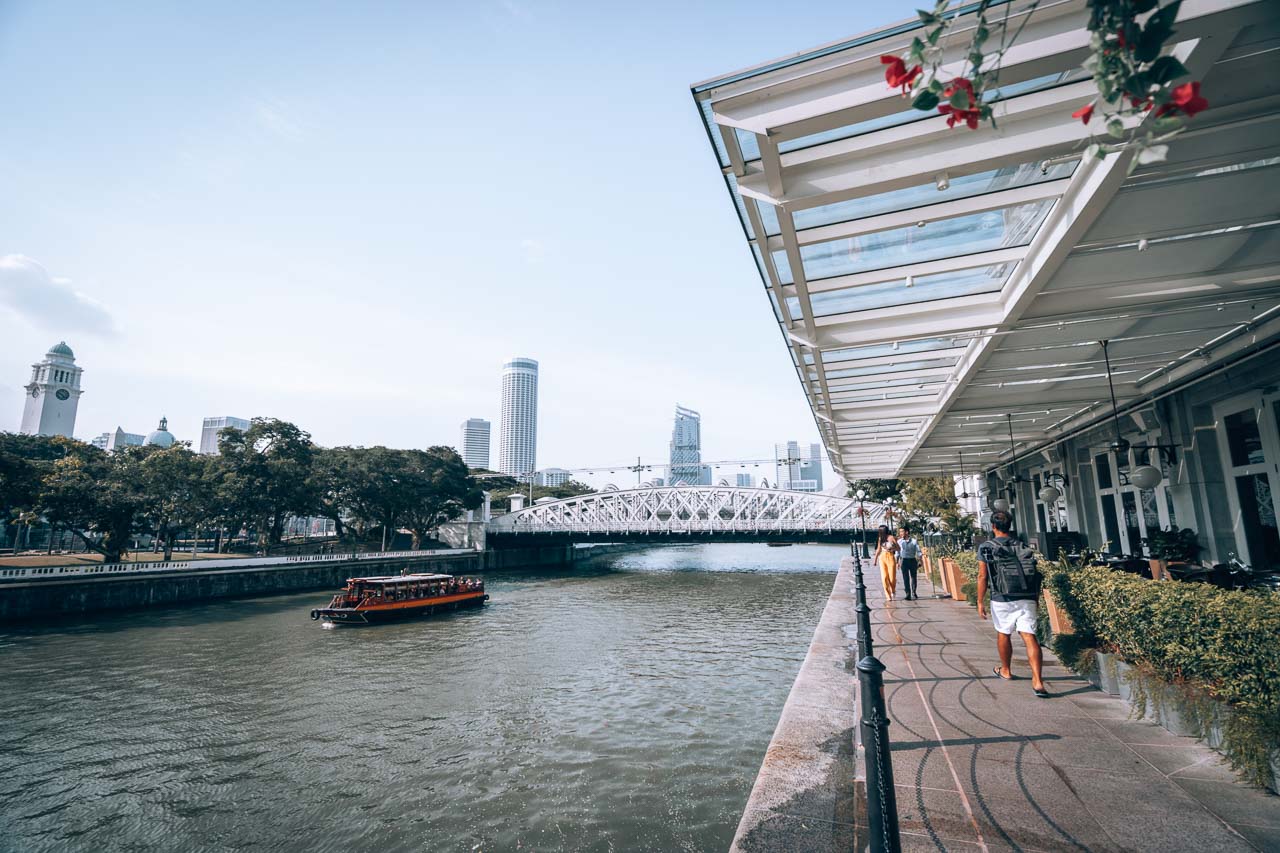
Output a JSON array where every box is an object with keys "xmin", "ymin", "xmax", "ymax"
[{"xmin": 991, "ymin": 599, "xmax": 1038, "ymax": 635}]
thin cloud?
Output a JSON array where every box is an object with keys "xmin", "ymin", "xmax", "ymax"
[
  {"xmin": 252, "ymin": 98, "xmax": 306, "ymax": 141},
  {"xmin": 0, "ymin": 254, "xmax": 118, "ymax": 335},
  {"xmin": 520, "ymin": 238, "xmax": 545, "ymax": 265}
]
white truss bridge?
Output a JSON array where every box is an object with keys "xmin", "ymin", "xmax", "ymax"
[{"xmin": 487, "ymin": 486, "xmax": 890, "ymax": 543}]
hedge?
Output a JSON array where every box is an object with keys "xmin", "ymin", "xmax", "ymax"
[{"xmin": 1046, "ymin": 562, "xmax": 1280, "ymax": 786}]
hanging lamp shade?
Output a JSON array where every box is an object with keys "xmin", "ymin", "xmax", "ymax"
[
  {"xmin": 1130, "ymin": 465, "xmax": 1162, "ymax": 490},
  {"xmin": 1039, "ymin": 486, "xmax": 1062, "ymax": 503},
  {"xmin": 992, "ymin": 498, "xmax": 1011, "ymax": 512}
]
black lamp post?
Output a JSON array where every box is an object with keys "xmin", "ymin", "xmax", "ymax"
[{"xmin": 856, "ymin": 488, "xmax": 870, "ymax": 557}]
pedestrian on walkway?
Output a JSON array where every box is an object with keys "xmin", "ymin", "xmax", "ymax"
[
  {"xmin": 897, "ymin": 526, "xmax": 920, "ymax": 600},
  {"xmin": 976, "ymin": 510, "xmax": 1049, "ymax": 697},
  {"xmin": 873, "ymin": 524, "xmax": 899, "ymax": 599}
]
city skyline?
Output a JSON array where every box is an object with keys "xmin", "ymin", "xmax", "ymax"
[{"xmin": 0, "ymin": 2, "xmax": 868, "ymax": 489}]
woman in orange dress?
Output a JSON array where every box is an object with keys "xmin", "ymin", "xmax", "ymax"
[{"xmin": 873, "ymin": 524, "xmax": 899, "ymax": 599}]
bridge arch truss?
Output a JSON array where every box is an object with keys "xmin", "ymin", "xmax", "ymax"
[{"xmin": 487, "ymin": 486, "xmax": 889, "ymax": 540}]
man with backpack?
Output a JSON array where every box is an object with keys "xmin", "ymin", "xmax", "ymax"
[
  {"xmin": 977, "ymin": 510, "xmax": 1049, "ymax": 698},
  {"xmin": 896, "ymin": 526, "xmax": 921, "ymax": 600}
]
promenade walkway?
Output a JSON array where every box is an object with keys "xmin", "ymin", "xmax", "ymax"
[{"xmin": 867, "ymin": 564, "xmax": 1280, "ymax": 852}]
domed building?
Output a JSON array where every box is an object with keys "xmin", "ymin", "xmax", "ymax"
[{"xmin": 144, "ymin": 416, "xmax": 176, "ymax": 448}]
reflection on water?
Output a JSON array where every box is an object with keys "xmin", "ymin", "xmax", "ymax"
[{"xmin": 0, "ymin": 544, "xmax": 841, "ymax": 852}]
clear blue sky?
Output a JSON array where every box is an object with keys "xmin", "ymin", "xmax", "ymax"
[{"xmin": 0, "ymin": 1, "xmax": 919, "ymax": 487}]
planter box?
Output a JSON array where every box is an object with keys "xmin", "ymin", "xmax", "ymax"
[
  {"xmin": 1270, "ymin": 750, "xmax": 1280, "ymax": 796},
  {"xmin": 1158, "ymin": 688, "xmax": 1199, "ymax": 737},
  {"xmin": 1043, "ymin": 589, "xmax": 1075, "ymax": 635},
  {"xmin": 1096, "ymin": 652, "xmax": 1120, "ymax": 695},
  {"xmin": 943, "ymin": 558, "xmax": 966, "ymax": 602},
  {"xmin": 1115, "ymin": 660, "xmax": 1133, "ymax": 704},
  {"xmin": 1086, "ymin": 668, "xmax": 1102, "ymax": 690}
]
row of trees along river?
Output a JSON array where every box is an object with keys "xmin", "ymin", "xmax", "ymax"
[{"xmin": 0, "ymin": 419, "xmax": 591, "ymax": 564}]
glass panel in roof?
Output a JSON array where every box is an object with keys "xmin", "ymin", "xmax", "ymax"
[
  {"xmin": 791, "ymin": 161, "xmax": 1074, "ymax": 234},
  {"xmin": 823, "ymin": 357, "xmax": 958, "ymax": 379},
  {"xmin": 830, "ymin": 388, "xmax": 938, "ymax": 403},
  {"xmin": 757, "ymin": 200, "xmax": 781, "ymax": 236},
  {"xmin": 790, "ymin": 264, "xmax": 1012, "ymax": 319},
  {"xmin": 812, "ymin": 337, "xmax": 958, "ymax": 364},
  {"xmin": 827, "ymin": 375, "xmax": 948, "ymax": 392},
  {"xmin": 797, "ymin": 201, "xmax": 1052, "ymax": 281}
]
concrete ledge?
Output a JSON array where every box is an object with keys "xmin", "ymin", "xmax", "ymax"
[{"xmin": 731, "ymin": 556, "xmax": 861, "ymax": 852}]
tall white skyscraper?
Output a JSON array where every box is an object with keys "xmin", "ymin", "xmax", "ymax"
[
  {"xmin": 460, "ymin": 418, "xmax": 491, "ymax": 468},
  {"xmin": 200, "ymin": 416, "xmax": 251, "ymax": 454},
  {"xmin": 19, "ymin": 342, "xmax": 83, "ymax": 438},
  {"xmin": 499, "ymin": 357, "xmax": 538, "ymax": 477},
  {"xmin": 775, "ymin": 441, "xmax": 824, "ymax": 492}
]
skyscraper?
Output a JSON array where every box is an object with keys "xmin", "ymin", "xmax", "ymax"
[
  {"xmin": 19, "ymin": 341, "xmax": 83, "ymax": 438},
  {"xmin": 775, "ymin": 441, "xmax": 824, "ymax": 492},
  {"xmin": 460, "ymin": 418, "xmax": 491, "ymax": 468},
  {"xmin": 200, "ymin": 416, "xmax": 250, "ymax": 454},
  {"xmin": 499, "ymin": 357, "xmax": 538, "ymax": 477},
  {"xmin": 668, "ymin": 405, "xmax": 710, "ymax": 485}
]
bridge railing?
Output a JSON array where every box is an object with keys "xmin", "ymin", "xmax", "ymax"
[{"xmin": 491, "ymin": 519, "xmax": 867, "ymax": 534}]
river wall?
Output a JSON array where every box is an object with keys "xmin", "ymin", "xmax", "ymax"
[
  {"xmin": 730, "ymin": 555, "xmax": 859, "ymax": 852},
  {"xmin": 0, "ymin": 543, "xmax": 637, "ymax": 623}
]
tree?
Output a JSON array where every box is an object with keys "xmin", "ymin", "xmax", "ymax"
[
  {"xmin": 0, "ymin": 432, "xmax": 76, "ymax": 552},
  {"xmin": 900, "ymin": 476, "xmax": 975, "ymax": 534},
  {"xmin": 847, "ymin": 479, "xmax": 904, "ymax": 502},
  {"xmin": 138, "ymin": 443, "xmax": 212, "ymax": 560},
  {"xmin": 215, "ymin": 418, "xmax": 317, "ymax": 553},
  {"xmin": 400, "ymin": 447, "xmax": 484, "ymax": 549},
  {"xmin": 39, "ymin": 443, "xmax": 151, "ymax": 563},
  {"xmin": 487, "ymin": 479, "xmax": 593, "ymax": 513}
]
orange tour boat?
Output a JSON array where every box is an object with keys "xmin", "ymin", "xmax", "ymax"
[{"xmin": 310, "ymin": 572, "xmax": 487, "ymax": 625}]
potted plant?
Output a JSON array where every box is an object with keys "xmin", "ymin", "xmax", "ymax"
[{"xmin": 1141, "ymin": 528, "xmax": 1201, "ymax": 581}]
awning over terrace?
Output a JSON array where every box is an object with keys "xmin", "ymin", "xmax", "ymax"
[{"xmin": 692, "ymin": 0, "xmax": 1280, "ymax": 481}]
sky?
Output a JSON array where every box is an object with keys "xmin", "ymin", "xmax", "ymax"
[{"xmin": 0, "ymin": 0, "xmax": 921, "ymax": 489}]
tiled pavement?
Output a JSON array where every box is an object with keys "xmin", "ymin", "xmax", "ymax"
[{"xmin": 861, "ymin": 564, "xmax": 1280, "ymax": 852}]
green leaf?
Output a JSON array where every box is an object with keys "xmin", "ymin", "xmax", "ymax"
[
  {"xmin": 969, "ymin": 51, "xmax": 985, "ymax": 68},
  {"xmin": 1148, "ymin": 55, "xmax": 1189, "ymax": 84},
  {"xmin": 1085, "ymin": 142, "xmax": 1104, "ymax": 161},
  {"xmin": 974, "ymin": 25, "xmax": 989, "ymax": 47},
  {"xmin": 918, "ymin": 9, "xmax": 939, "ymax": 25},
  {"xmin": 929, "ymin": 78, "xmax": 944, "ymax": 93},
  {"xmin": 1136, "ymin": 1, "xmax": 1181, "ymax": 62},
  {"xmin": 950, "ymin": 88, "xmax": 972, "ymax": 109},
  {"xmin": 1107, "ymin": 117, "xmax": 1126, "ymax": 138},
  {"xmin": 1152, "ymin": 115, "xmax": 1184, "ymax": 134},
  {"xmin": 1132, "ymin": 0, "xmax": 1159, "ymax": 12},
  {"xmin": 927, "ymin": 26, "xmax": 942, "ymax": 46},
  {"xmin": 912, "ymin": 90, "xmax": 941, "ymax": 111}
]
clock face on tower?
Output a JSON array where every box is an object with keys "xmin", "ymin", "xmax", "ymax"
[
  {"xmin": 56, "ymin": 388, "xmax": 70, "ymax": 401},
  {"xmin": 30, "ymin": 387, "xmax": 39, "ymax": 398}
]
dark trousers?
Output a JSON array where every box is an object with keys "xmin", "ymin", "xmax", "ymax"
[{"xmin": 900, "ymin": 558, "xmax": 919, "ymax": 598}]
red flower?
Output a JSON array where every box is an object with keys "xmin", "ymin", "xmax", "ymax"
[
  {"xmin": 1130, "ymin": 95, "xmax": 1152, "ymax": 112},
  {"xmin": 1158, "ymin": 81, "xmax": 1209, "ymax": 118},
  {"xmin": 881, "ymin": 54, "xmax": 921, "ymax": 94},
  {"xmin": 1072, "ymin": 102, "xmax": 1095, "ymax": 124},
  {"xmin": 1116, "ymin": 29, "xmax": 1127, "ymax": 49},
  {"xmin": 937, "ymin": 78, "xmax": 982, "ymax": 129}
]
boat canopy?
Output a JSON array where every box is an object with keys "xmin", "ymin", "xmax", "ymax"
[{"xmin": 348, "ymin": 573, "xmax": 454, "ymax": 585}]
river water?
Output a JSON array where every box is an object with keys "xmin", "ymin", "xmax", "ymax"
[{"xmin": 0, "ymin": 543, "xmax": 842, "ymax": 853}]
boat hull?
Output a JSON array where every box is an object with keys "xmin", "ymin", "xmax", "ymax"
[{"xmin": 312, "ymin": 592, "xmax": 488, "ymax": 625}]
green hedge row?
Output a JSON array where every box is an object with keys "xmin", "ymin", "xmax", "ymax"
[{"xmin": 1046, "ymin": 562, "xmax": 1280, "ymax": 786}]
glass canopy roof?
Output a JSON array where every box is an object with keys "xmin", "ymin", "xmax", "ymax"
[{"xmin": 694, "ymin": 0, "xmax": 1280, "ymax": 481}]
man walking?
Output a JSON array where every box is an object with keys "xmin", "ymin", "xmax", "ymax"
[
  {"xmin": 977, "ymin": 510, "xmax": 1049, "ymax": 697},
  {"xmin": 896, "ymin": 526, "xmax": 920, "ymax": 601}
]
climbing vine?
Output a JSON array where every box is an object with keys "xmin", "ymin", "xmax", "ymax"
[{"xmin": 881, "ymin": 0, "xmax": 1208, "ymax": 164}]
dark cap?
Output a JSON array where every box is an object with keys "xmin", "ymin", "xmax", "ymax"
[{"xmin": 991, "ymin": 509, "xmax": 1013, "ymax": 531}]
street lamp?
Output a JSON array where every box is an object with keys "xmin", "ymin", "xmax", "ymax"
[
  {"xmin": 884, "ymin": 496, "xmax": 897, "ymax": 528},
  {"xmin": 855, "ymin": 488, "xmax": 870, "ymax": 557}
]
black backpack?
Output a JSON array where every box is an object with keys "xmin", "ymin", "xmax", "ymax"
[{"xmin": 986, "ymin": 539, "xmax": 1041, "ymax": 600}]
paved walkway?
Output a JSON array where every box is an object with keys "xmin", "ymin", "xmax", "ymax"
[{"xmin": 863, "ymin": 564, "xmax": 1280, "ymax": 852}]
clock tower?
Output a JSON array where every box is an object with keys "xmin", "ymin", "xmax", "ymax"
[{"xmin": 20, "ymin": 342, "xmax": 84, "ymax": 438}]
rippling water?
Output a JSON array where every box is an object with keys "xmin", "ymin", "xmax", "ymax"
[{"xmin": 0, "ymin": 544, "xmax": 841, "ymax": 853}]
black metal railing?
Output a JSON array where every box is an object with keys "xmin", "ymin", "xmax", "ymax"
[{"xmin": 850, "ymin": 544, "xmax": 901, "ymax": 853}]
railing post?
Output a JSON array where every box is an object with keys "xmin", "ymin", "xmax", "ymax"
[
  {"xmin": 851, "ymin": 544, "xmax": 873, "ymax": 660},
  {"xmin": 858, "ymin": 654, "xmax": 901, "ymax": 853},
  {"xmin": 851, "ymin": 543, "xmax": 900, "ymax": 852}
]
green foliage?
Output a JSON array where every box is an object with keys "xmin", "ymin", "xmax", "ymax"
[
  {"xmin": 847, "ymin": 479, "xmax": 903, "ymax": 503},
  {"xmin": 39, "ymin": 442, "xmax": 152, "ymax": 563},
  {"xmin": 1046, "ymin": 560, "xmax": 1280, "ymax": 786},
  {"xmin": 488, "ymin": 480, "xmax": 594, "ymax": 513},
  {"xmin": 900, "ymin": 476, "xmax": 975, "ymax": 534},
  {"xmin": 1141, "ymin": 527, "xmax": 1201, "ymax": 562}
]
